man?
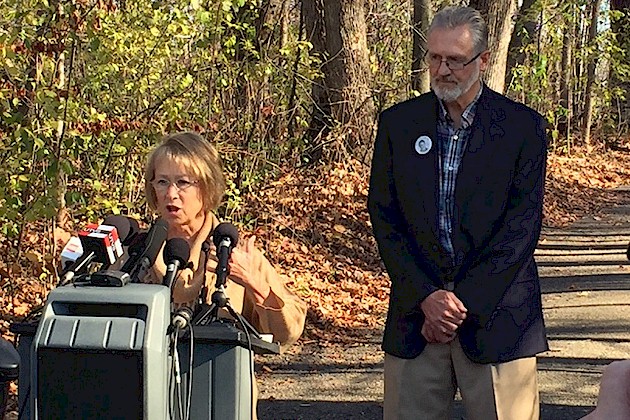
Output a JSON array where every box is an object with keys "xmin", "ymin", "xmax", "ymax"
[{"xmin": 368, "ymin": 6, "xmax": 548, "ymax": 420}]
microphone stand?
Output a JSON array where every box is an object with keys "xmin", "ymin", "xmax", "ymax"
[
  {"xmin": 191, "ymin": 235, "xmax": 261, "ymax": 339},
  {"xmin": 192, "ymin": 284, "xmax": 262, "ymax": 340}
]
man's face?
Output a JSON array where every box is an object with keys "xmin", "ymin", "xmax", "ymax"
[{"xmin": 427, "ymin": 25, "xmax": 487, "ymax": 103}]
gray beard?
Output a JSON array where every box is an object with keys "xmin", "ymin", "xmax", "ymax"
[{"xmin": 431, "ymin": 64, "xmax": 481, "ymax": 103}]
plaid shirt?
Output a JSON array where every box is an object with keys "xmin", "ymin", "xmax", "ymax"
[{"xmin": 437, "ymin": 86, "xmax": 483, "ymax": 268}]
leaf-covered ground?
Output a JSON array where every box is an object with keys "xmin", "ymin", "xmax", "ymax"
[{"xmin": 2, "ymin": 146, "xmax": 630, "ymax": 346}]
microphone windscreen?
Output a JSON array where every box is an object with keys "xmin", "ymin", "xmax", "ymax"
[
  {"xmin": 142, "ymin": 218, "xmax": 169, "ymax": 267},
  {"xmin": 124, "ymin": 218, "xmax": 140, "ymax": 246},
  {"xmin": 102, "ymin": 215, "xmax": 131, "ymax": 243},
  {"xmin": 128, "ymin": 232, "xmax": 148, "ymax": 253},
  {"xmin": 213, "ymin": 222, "xmax": 239, "ymax": 248},
  {"xmin": 164, "ymin": 238, "xmax": 190, "ymax": 266}
]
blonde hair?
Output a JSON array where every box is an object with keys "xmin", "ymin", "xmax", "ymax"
[{"xmin": 145, "ymin": 132, "xmax": 226, "ymax": 211}]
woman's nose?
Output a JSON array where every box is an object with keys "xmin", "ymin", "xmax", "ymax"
[{"xmin": 165, "ymin": 183, "xmax": 179, "ymax": 198}]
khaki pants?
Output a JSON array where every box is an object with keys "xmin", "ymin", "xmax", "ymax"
[{"xmin": 384, "ymin": 339, "xmax": 539, "ymax": 420}]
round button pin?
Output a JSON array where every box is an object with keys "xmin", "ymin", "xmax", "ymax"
[{"xmin": 415, "ymin": 135, "xmax": 432, "ymax": 155}]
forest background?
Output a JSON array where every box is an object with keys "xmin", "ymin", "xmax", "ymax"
[{"xmin": 1, "ymin": 0, "xmax": 630, "ymax": 363}]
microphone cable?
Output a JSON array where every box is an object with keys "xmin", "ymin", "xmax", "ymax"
[
  {"xmin": 168, "ymin": 331, "xmax": 178, "ymax": 419},
  {"xmin": 168, "ymin": 327, "xmax": 181, "ymax": 420},
  {"xmin": 185, "ymin": 322, "xmax": 194, "ymax": 420},
  {"xmin": 169, "ymin": 305, "xmax": 194, "ymax": 420},
  {"xmin": 232, "ymin": 310, "xmax": 255, "ymax": 418}
]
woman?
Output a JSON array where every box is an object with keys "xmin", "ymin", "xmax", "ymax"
[{"xmin": 141, "ymin": 131, "xmax": 307, "ymax": 349}]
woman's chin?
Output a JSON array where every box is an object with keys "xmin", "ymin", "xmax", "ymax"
[{"xmin": 161, "ymin": 211, "xmax": 183, "ymax": 223}]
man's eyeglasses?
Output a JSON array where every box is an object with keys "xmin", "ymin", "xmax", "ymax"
[
  {"xmin": 426, "ymin": 51, "xmax": 482, "ymax": 70},
  {"xmin": 151, "ymin": 178, "xmax": 199, "ymax": 192}
]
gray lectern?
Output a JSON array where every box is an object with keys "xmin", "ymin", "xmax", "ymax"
[{"xmin": 26, "ymin": 283, "xmax": 171, "ymax": 420}]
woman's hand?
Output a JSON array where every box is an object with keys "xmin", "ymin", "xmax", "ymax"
[
  {"xmin": 205, "ymin": 235, "xmax": 273, "ymax": 305},
  {"xmin": 228, "ymin": 235, "xmax": 271, "ymax": 304},
  {"xmin": 189, "ymin": 210, "xmax": 216, "ymax": 271}
]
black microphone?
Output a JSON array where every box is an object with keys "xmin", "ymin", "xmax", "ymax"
[
  {"xmin": 102, "ymin": 215, "xmax": 132, "ymax": 246},
  {"xmin": 162, "ymin": 238, "xmax": 190, "ymax": 288},
  {"xmin": 122, "ymin": 218, "xmax": 169, "ymax": 282},
  {"xmin": 123, "ymin": 217, "xmax": 140, "ymax": 246},
  {"xmin": 87, "ymin": 217, "xmax": 141, "ymax": 287},
  {"xmin": 121, "ymin": 232, "xmax": 147, "ymax": 272},
  {"xmin": 99, "ymin": 215, "xmax": 136, "ymax": 269},
  {"xmin": 213, "ymin": 222, "xmax": 239, "ymax": 288}
]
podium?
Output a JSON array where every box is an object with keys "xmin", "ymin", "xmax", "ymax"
[
  {"xmin": 172, "ymin": 321, "xmax": 279, "ymax": 420},
  {"xmin": 11, "ymin": 282, "xmax": 279, "ymax": 420},
  {"xmin": 0, "ymin": 337, "xmax": 19, "ymax": 419}
]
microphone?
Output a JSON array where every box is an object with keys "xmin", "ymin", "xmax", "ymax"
[
  {"xmin": 162, "ymin": 238, "xmax": 191, "ymax": 288},
  {"xmin": 122, "ymin": 218, "xmax": 169, "ymax": 282},
  {"xmin": 123, "ymin": 217, "xmax": 140, "ymax": 246},
  {"xmin": 60, "ymin": 236, "xmax": 83, "ymax": 272},
  {"xmin": 59, "ymin": 215, "xmax": 138, "ymax": 273},
  {"xmin": 171, "ymin": 306, "xmax": 193, "ymax": 330},
  {"xmin": 213, "ymin": 222, "xmax": 239, "ymax": 288},
  {"xmin": 96, "ymin": 215, "xmax": 132, "ymax": 263},
  {"xmin": 121, "ymin": 231, "xmax": 147, "ymax": 271},
  {"xmin": 87, "ymin": 216, "xmax": 141, "ymax": 288},
  {"xmin": 59, "ymin": 215, "xmax": 129, "ymax": 285}
]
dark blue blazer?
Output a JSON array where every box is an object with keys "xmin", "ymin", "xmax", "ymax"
[{"xmin": 368, "ymin": 87, "xmax": 549, "ymax": 363}]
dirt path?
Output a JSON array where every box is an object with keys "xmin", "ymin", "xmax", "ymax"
[{"xmin": 257, "ymin": 187, "xmax": 630, "ymax": 420}]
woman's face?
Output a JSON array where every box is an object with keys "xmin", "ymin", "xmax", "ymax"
[{"xmin": 152, "ymin": 157, "xmax": 204, "ymax": 229}]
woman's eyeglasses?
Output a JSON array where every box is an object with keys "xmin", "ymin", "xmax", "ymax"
[{"xmin": 151, "ymin": 178, "xmax": 199, "ymax": 192}]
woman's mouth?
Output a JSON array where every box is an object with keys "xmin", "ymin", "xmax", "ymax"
[{"xmin": 166, "ymin": 205, "xmax": 180, "ymax": 214}]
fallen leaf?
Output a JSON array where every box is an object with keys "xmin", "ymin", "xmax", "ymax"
[{"xmin": 333, "ymin": 224, "xmax": 346, "ymax": 233}]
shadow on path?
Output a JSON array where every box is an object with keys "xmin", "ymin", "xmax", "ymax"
[{"xmin": 258, "ymin": 400, "xmax": 593, "ymax": 419}]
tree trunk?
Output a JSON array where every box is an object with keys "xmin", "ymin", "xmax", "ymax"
[
  {"xmin": 505, "ymin": 0, "xmax": 536, "ymax": 90},
  {"xmin": 55, "ymin": 49, "xmax": 69, "ymax": 228},
  {"xmin": 558, "ymin": 5, "xmax": 574, "ymax": 148},
  {"xmin": 322, "ymin": 0, "xmax": 375, "ymax": 162},
  {"xmin": 573, "ymin": 10, "xmax": 588, "ymax": 120},
  {"xmin": 469, "ymin": 0, "xmax": 518, "ymax": 93},
  {"xmin": 411, "ymin": 0, "xmax": 432, "ymax": 94},
  {"xmin": 302, "ymin": 0, "xmax": 330, "ymax": 161},
  {"xmin": 610, "ymin": 0, "xmax": 630, "ymax": 134},
  {"xmin": 257, "ymin": 0, "xmax": 290, "ymax": 51},
  {"xmin": 582, "ymin": 0, "xmax": 602, "ymax": 147}
]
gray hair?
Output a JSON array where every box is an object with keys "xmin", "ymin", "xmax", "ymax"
[{"xmin": 429, "ymin": 6, "xmax": 488, "ymax": 54}]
